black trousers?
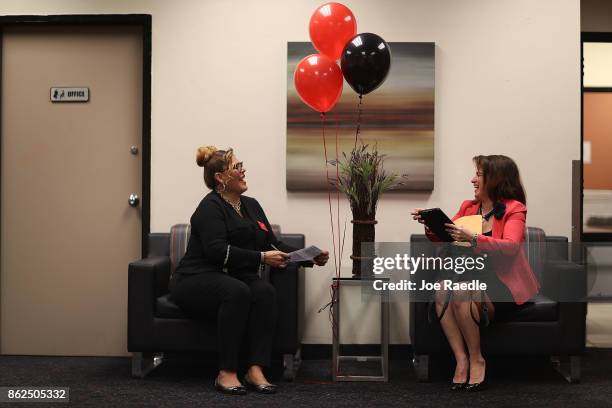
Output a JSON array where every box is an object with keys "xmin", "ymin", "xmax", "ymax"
[{"xmin": 169, "ymin": 271, "xmax": 277, "ymax": 371}]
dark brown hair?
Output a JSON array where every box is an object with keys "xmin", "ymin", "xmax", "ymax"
[
  {"xmin": 196, "ymin": 146, "xmax": 234, "ymax": 190},
  {"xmin": 473, "ymin": 155, "xmax": 526, "ymax": 204}
]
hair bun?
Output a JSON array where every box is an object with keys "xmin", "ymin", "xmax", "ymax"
[{"xmin": 196, "ymin": 146, "xmax": 218, "ymax": 167}]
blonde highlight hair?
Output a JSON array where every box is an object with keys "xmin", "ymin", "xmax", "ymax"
[{"xmin": 196, "ymin": 146, "xmax": 234, "ymax": 190}]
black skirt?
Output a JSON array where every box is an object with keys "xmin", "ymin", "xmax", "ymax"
[
  {"xmin": 436, "ymin": 244, "xmax": 522, "ymax": 322},
  {"xmin": 459, "ymin": 265, "xmax": 521, "ymax": 321}
]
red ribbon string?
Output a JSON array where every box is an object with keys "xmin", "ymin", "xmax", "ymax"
[
  {"xmin": 321, "ymin": 112, "xmax": 338, "ymax": 275},
  {"xmin": 334, "ymin": 110, "xmax": 342, "ymax": 277},
  {"xmin": 321, "ymin": 112, "xmax": 341, "ymax": 376}
]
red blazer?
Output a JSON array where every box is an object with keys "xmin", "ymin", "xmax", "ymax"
[{"xmin": 426, "ymin": 199, "xmax": 540, "ymax": 305}]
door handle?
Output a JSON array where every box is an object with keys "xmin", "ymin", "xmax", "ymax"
[{"xmin": 128, "ymin": 193, "xmax": 140, "ymax": 207}]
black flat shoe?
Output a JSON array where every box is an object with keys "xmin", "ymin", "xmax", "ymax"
[
  {"xmin": 465, "ymin": 379, "xmax": 487, "ymax": 392},
  {"xmin": 243, "ymin": 376, "xmax": 277, "ymax": 394},
  {"xmin": 450, "ymin": 381, "xmax": 468, "ymax": 391},
  {"xmin": 214, "ymin": 378, "xmax": 247, "ymax": 395}
]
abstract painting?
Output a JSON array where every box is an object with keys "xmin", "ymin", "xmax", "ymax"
[{"xmin": 286, "ymin": 42, "xmax": 435, "ymax": 191}]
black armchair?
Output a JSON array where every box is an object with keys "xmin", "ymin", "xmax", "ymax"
[
  {"xmin": 409, "ymin": 227, "xmax": 586, "ymax": 383},
  {"xmin": 128, "ymin": 224, "xmax": 305, "ymax": 380}
]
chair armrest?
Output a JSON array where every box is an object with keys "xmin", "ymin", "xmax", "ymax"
[
  {"xmin": 269, "ymin": 262, "xmax": 304, "ymax": 353},
  {"xmin": 541, "ymin": 260, "xmax": 586, "ymax": 301},
  {"xmin": 128, "ymin": 256, "xmax": 171, "ymax": 351},
  {"xmin": 410, "ymin": 234, "xmax": 437, "ymax": 258},
  {"xmin": 129, "ymin": 254, "xmax": 171, "ymax": 293},
  {"xmin": 540, "ymin": 260, "xmax": 587, "ymax": 353},
  {"xmin": 558, "ymin": 299, "xmax": 587, "ymax": 354},
  {"xmin": 545, "ymin": 236, "xmax": 569, "ymax": 261}
]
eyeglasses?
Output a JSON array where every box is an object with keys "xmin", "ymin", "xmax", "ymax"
[
  {"xmin": 230, "ymin": 162, "xmax": 244, "ymax": 172},
  {"xmin": 476, "ymin": 171, "xmax": 484, "ymax": 177}
]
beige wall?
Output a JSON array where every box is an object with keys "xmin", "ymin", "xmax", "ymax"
[{"xmin": 0, "ymin": 0, "xmax": 580, "ymax": 344}]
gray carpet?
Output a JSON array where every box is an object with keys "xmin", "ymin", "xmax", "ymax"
[{"xmin": 0, "ymin": 349, "xmax": 611, "ymax": 407}]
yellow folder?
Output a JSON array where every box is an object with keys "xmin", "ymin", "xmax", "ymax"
[{"xmin": 452, "ymin": 215, "xmax": 482, "ymax": 246}]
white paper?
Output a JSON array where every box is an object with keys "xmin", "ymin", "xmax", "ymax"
[{"xmin": 287, "ymin": 245, "xmax": 322, "ymax": 263}]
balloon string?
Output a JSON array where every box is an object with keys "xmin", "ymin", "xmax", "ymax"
[
  {"xmin": 321, "ymin": 112, "xmax": 338, "ymax": 277},
  {"xmin": 315, "ymin": 112, "xmax": 341, "ymax": 377},
  {"xmin": 334, "ymin": 111, "xmax": 341, "ymax": 278},
  {"xmin": 354, "ymin": 94, "xmax": 363, "ymax": 150},
  {"xmin": 320, "ymin": 112, "xmax": 340, "ymax": 373}
]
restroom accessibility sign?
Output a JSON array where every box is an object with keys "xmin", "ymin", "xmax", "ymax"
[{"xmin": 50, "ymin": 87, "xmax": 89, "ymax": 103}]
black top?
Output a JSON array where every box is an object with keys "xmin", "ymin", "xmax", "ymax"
[{"xmin": 175, "ymin": 191, "xmax": 298, "ymax": 276}]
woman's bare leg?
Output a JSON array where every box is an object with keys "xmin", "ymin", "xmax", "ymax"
[
  {"xmin": 451, "ymin": 290, "xmax": 494, "ymax": 384},
  {"xmin": 435, "ymin": 289, "xmax": 468, "ymax": 383}
]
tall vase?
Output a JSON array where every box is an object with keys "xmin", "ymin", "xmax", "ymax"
[{"xmin": 350, "ymin": 218, "xmax": 377, "ymax": 278}]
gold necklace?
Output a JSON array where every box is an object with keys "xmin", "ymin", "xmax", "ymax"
[{"xmin": 220, "ymin": 192, "xmax": 241, "ymax": 215}]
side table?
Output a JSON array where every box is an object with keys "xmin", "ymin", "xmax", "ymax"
[{"xmin": 331, "ymin": 276, "xmax": 389, "ymax": 382}]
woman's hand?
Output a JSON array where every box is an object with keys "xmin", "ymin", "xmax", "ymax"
[
  {"xmin": 313, "ymin": 251, "xmax": 329, "ymax": 266},
  {"xmin": 444, "ymin": 223, "xmax": 473, "ymax": 242},
  {"xmin": 264, "ymin": 250, "xmax": 290, "ymax": 268},
  {"xmin": 411, "ymin": 208, "xmax": 432, "ymax": 231},
  {"xmin": 411, "ymin": 208, "xmax": 425, "ymax": 225}
]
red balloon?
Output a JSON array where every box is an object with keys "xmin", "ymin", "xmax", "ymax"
[
  {"xmin": 294, "ymin": 54, "xmax": 343, "ymax": 113},
  {"xmin": 309, "ymin": 2, "xmax": 357, "ymax": 61}
]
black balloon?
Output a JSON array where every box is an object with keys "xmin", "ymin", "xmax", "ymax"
[{"xmin": 341, "ymin": 33, "xmax": 391, "ymax": 96}]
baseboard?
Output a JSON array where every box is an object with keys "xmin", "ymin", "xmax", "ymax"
[{"xmin": 301, "ymin": 344, "xmax": 413, "ymax": 360}]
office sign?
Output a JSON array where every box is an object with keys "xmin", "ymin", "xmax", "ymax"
[{"xmin": 50, "ymin": 87, "xmax": 89, "ymax": 103}]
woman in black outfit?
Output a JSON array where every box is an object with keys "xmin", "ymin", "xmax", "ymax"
[{"xmin": 169, "ymin": 146, "xmax": 329, "ymax": 395}]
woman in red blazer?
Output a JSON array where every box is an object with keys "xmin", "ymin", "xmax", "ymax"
[{"xmin": 411, "ymin": 155, "xmax": 539, "ymax": 391}]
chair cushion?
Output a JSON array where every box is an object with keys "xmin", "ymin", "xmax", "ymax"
[
  {"xmin": 503, "ymin": 293, "xmax": 558, "ymax": 322},
  {"xmin": 169, "ymin": 224, "xmax": 191, "ymax": 275},
  {"xmin": 155, "ymin": 294, "xmax": 186, "ymax": 319},
  {"xmin": 525, "ymin": 226, "xmax": 546, "ymax": 284}
]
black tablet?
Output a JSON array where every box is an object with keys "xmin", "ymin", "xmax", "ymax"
[{"xmin": 420, "ymin": 208, "xmax": 454, "ymax": 242}]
